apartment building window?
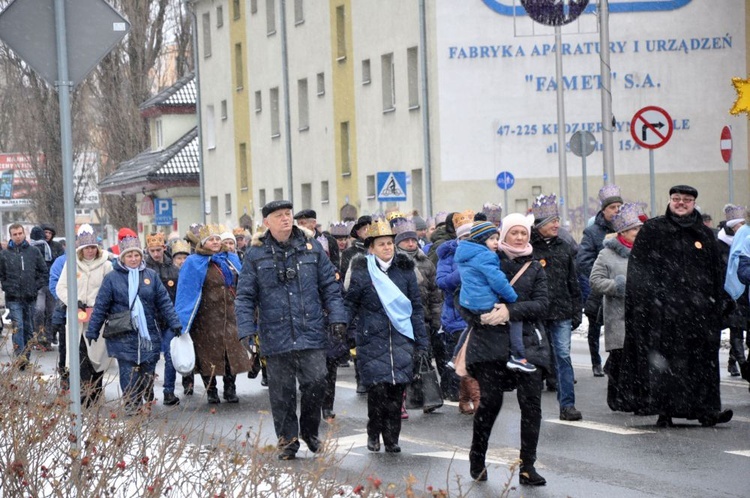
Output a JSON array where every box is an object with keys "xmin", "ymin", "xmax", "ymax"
[
  {"xmin": 273, "ymin": 188, "xmax": 283, "ymax": 201},
  {"xmin": 316, "ymin": 72, "xmax": 325, "ymax": 96},
  {"xmin": 298, "ymin": 78, "xmax": 309, "ymax": 131},
  {"xmin": 321, "ymin": 181, "xmax": 329, "ymax": 204},
  {"xmin": 202, "ymin": 12, "xmax": 211, "ymax": 58},
  {"xmin": 205, "ymin": 105, "xmax": 216, "ymax": 149},
  {"xmin": 210, "ymin": 196, "xmax": 219, "ymax": 223},
  {"xmin": 294, "ymin": 0, "xmax": 304, "ymax": 25},
  {"xmin": 250, "ymin": 0, "xmax": 257, "ymax": 15},
  {"xmin": 301, "ymin": 183, "xmax": 312, "ymax": 209},
  {"xmin": 258, "ymin": 188, "xmax": 266, "ymax": 208},
  {"xmin": 340, "ymin": 121, "xmax": 351, "ymax": 175},
  {"xmin": 216, "ymin": 6, "xmax": 223, "ymax": 27},
  {"xmin": 335, "ymin": 6, "xmax": 346, "ymax": 60},
  {"xmin": 233, "ymin": 0, "xmax": 241, "ymax": 19},
  {"xmin": 266, "ymin": 0, "xmax": 276, "ymax": 35},
  {"xmin": 225, "ymin": 193, "xmax": 232, "ymax": 214},
  {"xmin": 239, "ymin": 143, "xmax": 248, "ymax": 190},
  {"xmin": 155, "ymin": 119, "xmax": 163, "ymax": 149},
  {"xmin": 407, "ymin": 46, "xmax": 419, "ymax": 109},
  {"xmin": 254, "ymin": 90, "xmax": 262, "ymax": 113},
  {"xmin": 270, "ymin": 87, "xmax": 280, "ymax": 137},
  {"xmin": 366, "ymin": 175, "xmax": 376, "ymax": 199},
  {"xmin": 362, "ymin": 59, "xmax": 371, "ymax": 85},
  {"xmin": 382, "ymin": 53, "xmax": 395, "ymax": 111},
  {"xmin": 234, "ymin": 43, "xmax": 244, "ymax": 90},
  {"xmin": 221, "ymin": 99, "xmax": 228, "ymax": 120}
]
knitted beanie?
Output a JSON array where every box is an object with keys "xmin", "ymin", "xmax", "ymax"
[{"xmin": 469, "ymin": 221, "xmax": 498, "ymax": 245}]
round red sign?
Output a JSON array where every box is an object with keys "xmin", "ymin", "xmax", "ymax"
[{"xmin": 720, "ymin": 126, "xmax": 732, "ymax": 163}]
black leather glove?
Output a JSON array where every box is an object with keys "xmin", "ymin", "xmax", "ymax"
[
  {"xmin": 172, "ymin": 327, "xmax": 182, "ymax": 337},
  {"xmin": 78, "ymin": 300, "xmax": 87, "ymax": 311},
  {"xmin": 330, "ymin": 323, "xmax": 347, "ymax": 342}
]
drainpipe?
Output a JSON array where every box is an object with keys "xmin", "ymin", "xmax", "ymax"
[
  {"xmin": 418, "ymin": 0, "xmax": 433, "ymax": 216},
  {"xmin": 184, "ymin": 0, "xmax": 206, "ymax": 223}
]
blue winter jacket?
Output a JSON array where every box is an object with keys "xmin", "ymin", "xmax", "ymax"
[
  {"xmin": 435, "ymin": 239, "xmax": 467, "ymax": 334},
  {"xmin": 454, "ymin": 240, "xmax": 517, "ymax": 313},
  {"xmin": 49, "ymin": 254, "xmax": 67, "ymax": 299},
  {"xmin": 235, "ymin": 226, "xmax": 348, "ymax": 357},
  {"xmin": 739, "ymin": 255, "xmax": 750, "ymax": 286},
  {"xmin": 86, "ymin": 260, "xmax": 181, "ymax": 365},
  {"xmin": 345, "ymin": 254, "xmax": 429, "ymax": 387}
]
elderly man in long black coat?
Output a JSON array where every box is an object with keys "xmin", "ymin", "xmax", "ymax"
[{"xmin": 618, "ymin": 185, "xmax": 733, "ymax": 427}]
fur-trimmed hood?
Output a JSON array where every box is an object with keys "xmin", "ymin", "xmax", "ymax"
[
  {"xmin": 251, "ymin": 225, "xmax": 315, "ymax": 247},
  {"xmin": 603, "ymin": 235, "xmax": 632, "ymax": 259}
]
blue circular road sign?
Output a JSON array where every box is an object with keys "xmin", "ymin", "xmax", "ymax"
[{"xmin": 496, "ymin": 171, "xmax": 515, "ymax": 190}]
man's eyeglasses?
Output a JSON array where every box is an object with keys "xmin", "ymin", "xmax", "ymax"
[{"xmin": 670, "ymin": 196, "xmax": 695, "ymax": 204}]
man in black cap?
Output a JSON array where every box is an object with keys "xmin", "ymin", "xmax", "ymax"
[
  {"xmin": 236, "ymin": 200, "xmax": 348, "ymax": 460},
  {"xmin": 616, "ymin": 185, "xmax": 734, "ymax": 428},
  {"xmin": 340, "ymin": 215, "xmax": 371, "ymax": 280},
  {"xmin": 294, "ymin": 209, "xmax": 340, "ymax": 271}
]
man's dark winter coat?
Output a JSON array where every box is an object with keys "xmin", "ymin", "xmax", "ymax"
[
  {"xmin": 344, "ymin": 253, "xmax": 429, "ymax": 387},
  {"xmin": 0, "ymin": 240, "xmax": 48, "ymax": 302},
  {"xmin": 531, "ymin": 230, "xmax": 582, "ymax": 327},
  {"xmin": 235, "ymin": 226, "xmax": 347, "ymax": 357},
  {"xmin": 617, "ymin": 208, "xmax": 727, "ymax": 417},
  {"xmin": 41, "ymin": 223, "xmax": 65, "ymax": 263}
]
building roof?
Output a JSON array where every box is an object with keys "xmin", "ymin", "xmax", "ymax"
[
  {"xmin": 139, "ymin": 72, "xmax": 196, "ymax": 111},
  {"xmin": 98, "ymin": 127, "xmax": 199, "ymax": 194}
]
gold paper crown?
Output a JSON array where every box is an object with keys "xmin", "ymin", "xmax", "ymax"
[
  {"xmin": 198, "ymin": 223, "xmax": 224, "ymax": 242},
  {"xmin": 365, "ymin": 218, "xmax": 395, "ymax": 239},
  {"xmin": 452, "ymin": 210, "xmax": 476, "ymax": 229},
  {"xmin": 146, "ymin": 232, "xmax": 165, "ymax": 248},
  {"xmin": 232, "ymin": 227, "xmax": 250, "ymax": 238},
  {"xmin": 170, "ymin": 240, "xmax": 191, "ymax": 256},
  {"xmin": 386, "ymin": 211, "xmax": 406, "ymax": 222}
]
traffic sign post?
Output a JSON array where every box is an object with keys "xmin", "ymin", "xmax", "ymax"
[
  {"xmin": 0, "ymin": 0, "xmax": 130, "ymax": 450},
  {"xmin": 570, "ymin": 131, "xmax": 596, "ymax": 220},
  {"xmin": 721, "ymin": 126, "xmax": 734, "ymax": 203},
  {"xmin": 496, "ymin": 171, "xmax": 515, "ymax": 218},
  {"xmin": 630, "ymin": 106, "xmax": 674, "ymax": 217}
]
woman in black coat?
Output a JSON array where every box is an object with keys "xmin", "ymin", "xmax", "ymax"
[
  {"xmin": 463, "ymin": 213, "xmax": 551, "ymax": 486},
  {"xmin": 344, "ymin": 220, "xmax": 429, "ymax": 453}
]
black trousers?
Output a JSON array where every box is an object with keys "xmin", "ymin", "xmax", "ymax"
[
  {"xmin": 367, "ymin": 383, "xmax": 406, "ymax": 445},
  {"xmin": 200, "ymin": 353, "xmax": 236, "ymax": 392},
  {"xmin": 266, "ymin": 349, "xmax": 327, "ymax": 453},
  {"xmin": 322, "ymin": 357, "xmax": 338, "ymax": 412},
  {"xmin": 470, "ymin": 361, "xmax": 542, "ymax": 473},
  {"xmin": 728, "ymin": 327, "xmax": 748, "ymax": 365},
  {"xmin": 586, "ymin": 312, "xmax": 603, "ymax": 367},
  {"xmin": 78, "ymin": 337, "xmax": 104, "ymax": 407}
]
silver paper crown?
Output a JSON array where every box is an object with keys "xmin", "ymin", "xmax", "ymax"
[
  {"xmin": 76, "ymin": 231, "xmax": 97, "ymax": 249},
  {"xmin": 118, "ymin": 236, "xmax": 142, "ymax": 255},
  {"xmin": 724, "ymin": 204, "xmax": 747, "ymax": 221},
  {"xmin": 611, "ymin": 203, "xmax": 643, "ymax": 233},
  {"xmin": 329, "ymin": 221, "xmax": 352, "ymax": 237},
  {"xmin": 531, "ymin": 194, "xmax": 558, "ymax": 222},
  {"xmin": 392, "ymin": 218, "xmax": 416, "ymax": 235},
  {"xmin": 481, "ymin": 203, "xmax": 503, "ymax": 224},
  {"xmin": 434, "ymin": 212, "xmax": 448, "ymax": 225},
  {"xmin": 598, "ymin": 184, "xmax": 622, "ymax": 204}
]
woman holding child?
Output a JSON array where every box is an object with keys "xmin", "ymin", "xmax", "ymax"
[{"xmin": 461, "ymin": 213, "xmax": 551, "ymax": 486}]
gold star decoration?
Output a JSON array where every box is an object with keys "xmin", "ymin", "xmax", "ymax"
[{"xmin": 730, "ymin": 77, "xmax": 750, "ymax": 116}]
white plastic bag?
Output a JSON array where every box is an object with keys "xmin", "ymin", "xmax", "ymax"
[{"xmin": 170, "ymin": 332, "xmax": 195, "ymax": 375}]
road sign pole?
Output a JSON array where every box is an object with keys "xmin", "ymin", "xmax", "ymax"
[
  {"xmin": 504, "ymin": 188, "xmax": 508, "ymax": 219},
  {"xmin": 649, "ymin": 149, "xmax": 656, "ymax": 218},
  {"xmin": 729, "ymin": 156, "xmax": 734, "ymax": 204},
  {"xmin": 54, "ymin": 0, "xmax": 82, "ymax": 449},
  {"xmin": 581, "ymin": 131, "xmax": 588, "ymax": 220},
  {"xmin": 555, "ymin": 26, "xmax": 569, "ymax": 226}
]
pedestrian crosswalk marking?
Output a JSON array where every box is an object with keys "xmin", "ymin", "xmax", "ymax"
[
  {"xmin": 412, "ymin": 451, "xmax": 509, "ymax": 465},
  {"xmin": 725, "ymin": 450, "xmax": 750, "ymax": 458},
  {"xmin": 546, "ymin": 419, "xmax": 655, "ymax": 434}
]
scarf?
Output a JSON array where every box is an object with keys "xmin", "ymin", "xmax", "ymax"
[
  {"xmin": 366, "ymin": 254, "xmax": 413, "ymax": 340},
  {"xmin": 397, "ymin": 247, "xmax": 419, "ymax": 261},
  {"xmin": 718, "ymin": 228, "xmax": 734, "ymax": 247},
  {"xmin": 30, "ymin": 239, "xmax": 52, "ymax": 261},
  {"xmin": 210, "ymin": 251, "xmax": 237, "ymax": 288},
  {"xmin": 617, "ymin": 234, "xmax": 634, "ymax": 249},
  {"xmin": 127, "ymin": 262, "xmax": 152, "ymax": 349},
  {"xmin": 499, "ymin": 241, "xmax": 533, "ymax": 260},
  {"xmin": 725, "ymin": 224, "xmax": 750, "ymax": 300}
]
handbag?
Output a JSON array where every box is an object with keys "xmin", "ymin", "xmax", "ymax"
[
  {"xmin": 453, "ymin": 260, "xmax": 534, "ymax": 377},
  {"xmin": 102, "ymin": 296, "xmax": 137, "ymax": 339},
  {"xmin": 170, "ymin": 332, "xmax": 196, "ymax": 375},
  {"xmin": 405, "ymin": 355, "xmax": 444, "ymax": 411}
]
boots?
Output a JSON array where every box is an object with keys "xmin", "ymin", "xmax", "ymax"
[
  {"xmin": 728, "ymin": 335, "xmax": 746, "ymax": 377},
  {"xmin": 382, "ymin": 417, "xmax": 401, "ymax": 453},
  {"xmin": 223, "ymin": 374, "xmax": 239, "ymax": 403},
  {"xmin": 469, "ymin": 450, "xmax": 488, "ymax": 481},
  {"xmin": 458, "ymin": 376, "xmax": 474, "ymax": 414}
]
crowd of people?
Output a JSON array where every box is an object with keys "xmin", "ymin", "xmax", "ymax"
[{"xmin": 1, "ymin": 182, "xmax": 748, "ymax": 488}]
